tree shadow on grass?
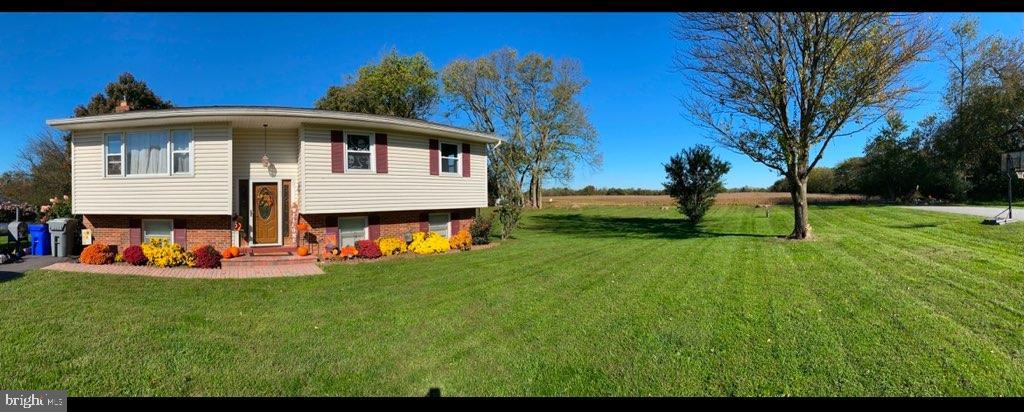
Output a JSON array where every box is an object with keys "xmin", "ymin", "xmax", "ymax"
[
  {"xmin": 886, "ymin": 222, "xmax": 940, "ymax": 229},
  {"xmin": 529, "ymin": 213, "xmax": 779, "ymax": 240},
  {"xmin": 0, "ymin": 270, "xmax": 24, "ymax": 283}
]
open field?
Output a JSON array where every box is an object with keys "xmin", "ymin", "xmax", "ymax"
[
  {"xmin": 545, "ymin": 192, "xmax": 865, "ymax": 208},
  {"xmin": 2, "ymin": 205, "xmax": 1023, "ymax": 396}
]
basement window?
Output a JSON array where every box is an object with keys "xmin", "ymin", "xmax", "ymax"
[
  {"xmin": 338, "ymin": 216, "xmax": 368, "ymax": 247},
  {"xmin": 428, "ymin": 213, "xmax": 451, "ymax": 237},
  {"xmin": 142, "ymin": 219, "xmax": 173, "ymax": 244}
]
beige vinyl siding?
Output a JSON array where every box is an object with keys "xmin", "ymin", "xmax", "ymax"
[
  {"xmin": 230, "ymin": 128, "xmax": 299, "ymax": 213},
  {"xmin": 71, "ymin": 124, "xmax": 232, "ymax": 215},
  {"xmin": 300, "ymin": 126, "xmax": 488, "ymax": 214}
]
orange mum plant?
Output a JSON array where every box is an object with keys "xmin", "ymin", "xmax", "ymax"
[
  {"xmin": 448, "ymin": 229, "xmax": 472, "ymax": 251},
  {"xmin": 79, "ymin": 242, "xmax": 115, "ymax": 265}
]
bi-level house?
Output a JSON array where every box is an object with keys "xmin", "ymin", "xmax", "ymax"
[{"xmin": 46, "ymin": 106, "xmax": 500, "ymax": 252}]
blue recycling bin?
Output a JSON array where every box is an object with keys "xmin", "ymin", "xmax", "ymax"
[{"xmin": 28, "ymin": 223, "xmax": 50, "ymax": 256}]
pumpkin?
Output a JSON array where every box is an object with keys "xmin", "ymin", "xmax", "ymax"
[
  {"xmin": 227, "ymin": 246, "xmax": 240, "ymax": 258},
  {"xmin": 296, "ymin": 246, "xmax": 309, "ymax": 256},
  {"xmin": 221, "ymin": 250, "xmax": 233, "ymax": 259}
]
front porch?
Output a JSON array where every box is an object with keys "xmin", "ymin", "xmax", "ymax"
[{"xmin": 223, "ymin": 245, "xmax": 318, "ymax": 269}]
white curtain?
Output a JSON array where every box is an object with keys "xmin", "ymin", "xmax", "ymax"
[{"xmin": 127, "ymin": 131, "xmax": 168, "ymax": 175}]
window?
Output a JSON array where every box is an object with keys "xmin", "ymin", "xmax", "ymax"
[
  {"xmin": 126, "ymin": 131, "xmax": 169, "ymax": 175},
  {"xmin": 103, "ymin": 129, "xmax": 194, "ymax": 177},
  {"xmin": 338, "ymin": 216, "xmax": 368, "ymax": 247},
  {"xmin": 428, "ymin": 213, "xmax": 451, "ymax": 237},
  {"xmin": 142, "ymin": 219, "xmax": 173, "ymax": 243},
  {"xmin": 105, "ymin": 133, "xmax": 124, "ymax": 176},
  {"xmin": 345, "ymin": 133, "xmax": 373, "ymax": 171},
  {"xmin": 440, "ymin": 142, "xmax": 459, "ymax": 174},
  {"xmin": 171, "ymin": 129, "xmax": 192, "ymax": 174}
]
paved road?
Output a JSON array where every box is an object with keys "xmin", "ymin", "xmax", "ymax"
[
  {"xmin": 1, "ymin": 255, "xmax": 72, "ymax": 281},
  {"xmin": 900, "ymin": 205, "xmax": 1011, "ymax": 219}
]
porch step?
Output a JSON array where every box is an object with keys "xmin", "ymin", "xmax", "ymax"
[
  {"xmin": 221, "ymin": 254, "xmax": 318, "ymax": 268},
  {"xmin": 242, "ymin": 246, "xmax": 297, "ymax": 256}
]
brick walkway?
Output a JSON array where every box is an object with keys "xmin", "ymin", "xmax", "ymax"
[{"xmin": 42, "ymin": 262, "xmax": 323, "ymax": 279}]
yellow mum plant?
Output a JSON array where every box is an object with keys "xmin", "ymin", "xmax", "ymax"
[
  {"xmin": 376, "ymin": 236, "xmax": 408, "ymax": 256},
  {"xmin": 141, "ymin": 238, "xmax": 189, "ymax": 268},
  {"xmin": 409, "ymin": 231, "xmax": 450, "ymax": 255},
  {"xmin": 448, "ymin": 228, "xmax": 472, "ymax": 251}
]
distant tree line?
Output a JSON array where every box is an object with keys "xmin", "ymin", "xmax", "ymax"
[{"xmin": 542, "ymin": 185, "xmax": 666, "ymax": 196}]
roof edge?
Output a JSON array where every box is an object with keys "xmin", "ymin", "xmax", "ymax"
[{"xmin": 46, "ymin": 106, "xmax": 504, "ymax": 143}]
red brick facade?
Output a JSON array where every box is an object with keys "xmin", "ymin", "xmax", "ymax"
[
  {"xmin": 82, "ymin": 215, "xmax": 233, "ymax": 252},
  {"xmin": 84, "ymin": 208, "xmax": 477, "ymax": 252}
]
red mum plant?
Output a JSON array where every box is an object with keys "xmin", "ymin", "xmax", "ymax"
[
  {"xmin": 122, "ymin": 245, "xmax": 147, "ymax": 266},
  {"xmin": 191, "ymin": 245, "xmax": 222, "ymax": 269},
  {"xmin": 355, "ymin": 239, "xmax": 382, "ymax": 259}
]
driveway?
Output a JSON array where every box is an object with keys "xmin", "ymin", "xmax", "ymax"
[
  {"xmin": 1, "ymin": 255, "xmax": 73, "ymax": 282},
  {"xmin": 900, "ymin": 205, "xmax": 1011, "ymax": 219}
]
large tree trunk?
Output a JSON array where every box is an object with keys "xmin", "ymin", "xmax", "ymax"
[
  {"xmin": 529, "ymin": 176, "xmax": 543, "ymax": 209},
  {"xmin": 535, "ymin": 176, "xmax": 543, "ymax": 209},
  {"xmin": 536, "ymin": 176, "xmax": 544, "ymax": 209},
  {"xmin": 788, "ymin": 174, "xmax": 811, "ymax": 239}
]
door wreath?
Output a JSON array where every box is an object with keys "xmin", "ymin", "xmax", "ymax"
[{"xmin": 257, "ymin": 187, "xmax": 274, "ymax": 220}]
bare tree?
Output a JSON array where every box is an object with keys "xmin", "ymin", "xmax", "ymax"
[
  {"xmin": 943, "ymin": 16, "xmax": 989, "ymax": 109},
  {"xmin": 675, "ymin": 13, "xmax": 936, "ymax": 238},
  {"xmin": 3, "ymin": 128, "xmax": 72, "ymax": 206},
  {"xmin": 443, "ymin": 48, "xmax": 600, "ymax": 210}
]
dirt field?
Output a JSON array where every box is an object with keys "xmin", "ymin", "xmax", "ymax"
[{"xmin": 544, "ymin": 192, "xmax": 865, "ymax": 208}]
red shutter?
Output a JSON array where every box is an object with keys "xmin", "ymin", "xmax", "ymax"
[
  {"xmin": 368, "ymin": 215, "xmax": 381, "ymax": 239},
  {"xmin": 428, "ymin": 139, "xmax": 439, "ymax": 176},
  {"xmin": 451, "ymin": 210, "xmax": 461, "ymax": 234},
  {"xmin": 419, "ymin": 212, "xmax": 429, "ymax": 232},
  {"xmin": 462, "ymin": 143, "xmax": 471, "ymax": 177},
  {"xmin": 128, "ymin": 218, "xmax": 141, "ymax": 245},
  {"xmin": 325, "ymin": 215, "xmax": 338, "ymax": 244},
  {"xmin": 173, "ymin": 218, "xmax": 187, "ymax": 247},
  {"xmin": 331, "ymin": 130, "xmax": 345, "ymax": 173},
  {"xmin": 375, "ymin": 133, "xmax": 388, "ymax": 174}
]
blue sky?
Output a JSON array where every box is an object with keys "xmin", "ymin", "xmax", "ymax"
[{"xmin": 2, "ymin": 12, "xmax": 1024, "ymax": 189}]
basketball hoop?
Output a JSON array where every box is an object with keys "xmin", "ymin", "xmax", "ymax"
[
  {"xmin": 1002, "ymin": 151, "xmax": 1024, "ymax": 176},
  {"xmin": 996, "ymin": 151, "xmax": 1024, "ymax": 222}
]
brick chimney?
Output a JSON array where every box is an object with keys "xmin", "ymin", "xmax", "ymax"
[{"xmin": 114, "ymin": 97, "xmax": 130, "ymax": 114}]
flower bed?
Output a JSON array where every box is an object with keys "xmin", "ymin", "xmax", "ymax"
[
  {"xmin": 318, "ymin": 230, "xmax": 496, "ymax": 266},
  {"xmin": 77, "ymin": 239, "xmax": 225, "ymax": 270}
]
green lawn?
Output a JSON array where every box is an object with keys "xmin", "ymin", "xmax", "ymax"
[{"xmin": 2, "ymin": 205, "xmax": 1023, "ymax": 396}]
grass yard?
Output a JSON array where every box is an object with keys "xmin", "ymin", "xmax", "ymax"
[{"xmin": 2, "ymin": 205, "xmax": 1023, "ymax": 396}]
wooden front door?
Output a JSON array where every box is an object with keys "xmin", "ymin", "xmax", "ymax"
[{"xmin": 252, "ymin": 182, "xmax": 279, "ymax": 244}]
